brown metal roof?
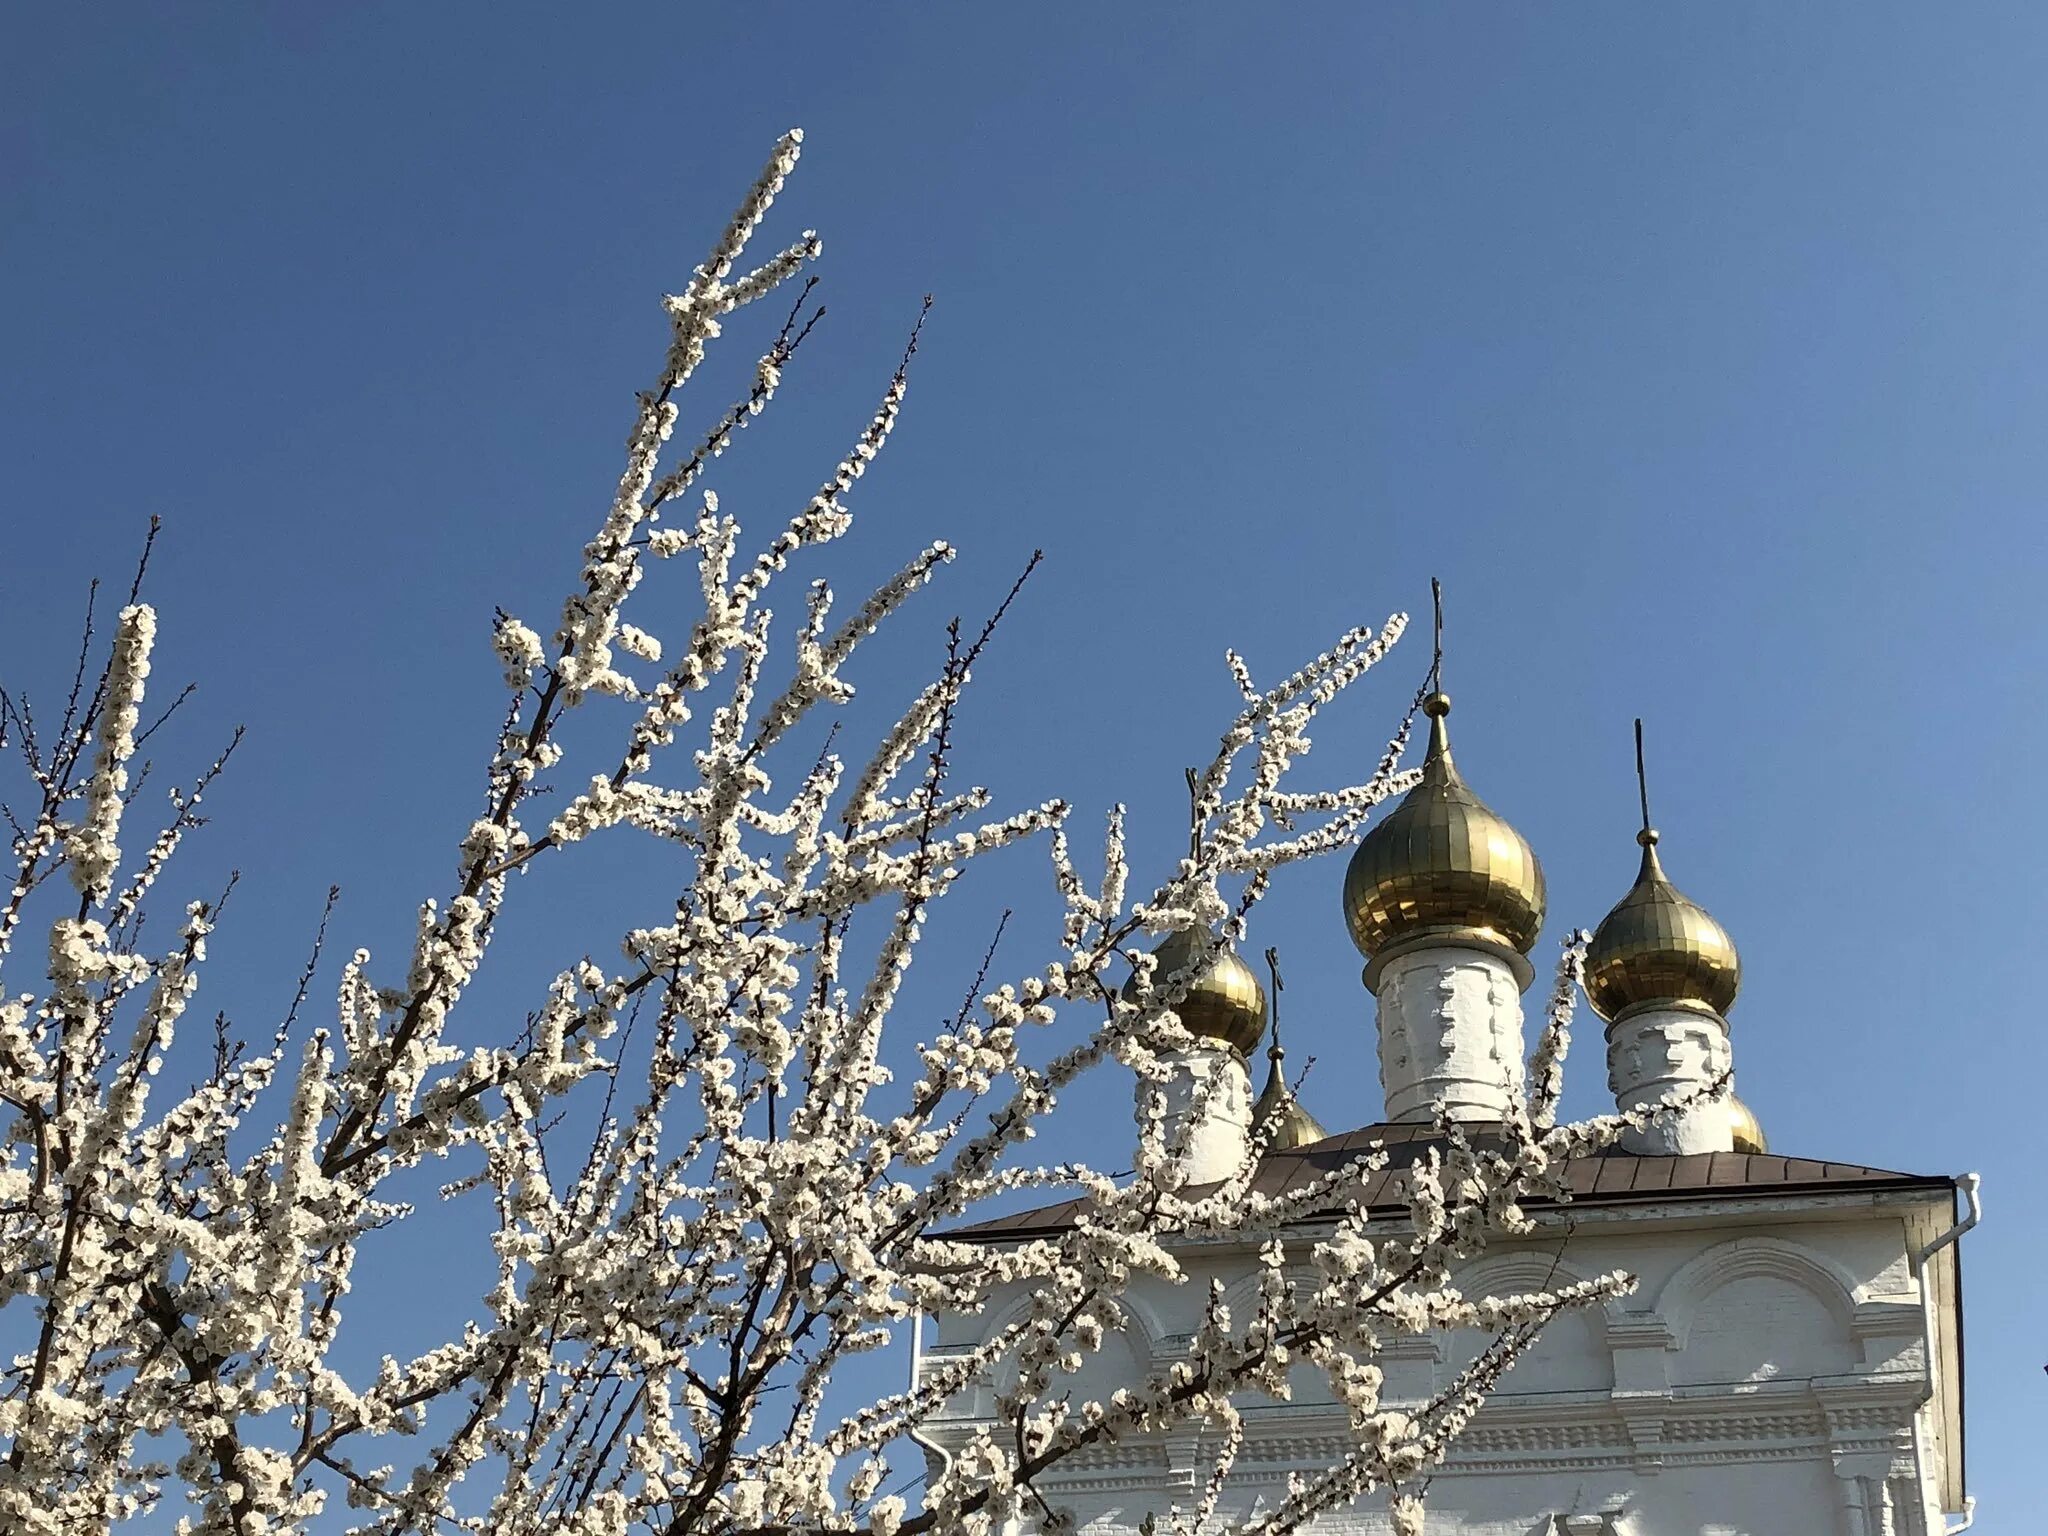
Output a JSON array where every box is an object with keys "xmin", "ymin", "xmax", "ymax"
[{"xmin": 950, "ymin": 1121, "xmax": 1952, "ymax": 1240}]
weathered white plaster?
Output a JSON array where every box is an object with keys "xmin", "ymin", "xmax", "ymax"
[
  {"xmin": 1605, "ymin": 1005, "xmax": 1733, "ymax": 1154},
  {"xmin": 1143, "ymin": 1045, "xmax": 1253, "ymax": 1184},
  {"xmin": 1373, "ymin": 945, "xmax": 1526, "ymax": 1122}
]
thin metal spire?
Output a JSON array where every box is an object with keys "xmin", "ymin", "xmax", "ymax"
[
  {"xmin": 1263, "ymin": 945, "xmax": 1284, "ymax": 1067},
  {"xmin": 1252, "ymin": 943, "xmax": 1327, "ymax": 1149},
  {"xmin": 1633, "ymin": 717, "xmax": 1660, "ymax": 849},
  {"xmin": 1634, "ymin": 717, "xmax": 1651, "ymax": 835},
  {"xmin": 1428, "ymin": 576, "xmax": 1444, "ymax": 697},
  {"xmin": 1420, "ymin": 577, "xmax": 1452, "ymax": 746}
]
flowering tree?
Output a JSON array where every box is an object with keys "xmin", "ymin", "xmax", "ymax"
[{"xmin": 0, "ymin": 132, "xmax": 1644, "ymax": 1536}]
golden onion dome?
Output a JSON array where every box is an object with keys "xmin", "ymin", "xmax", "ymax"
[
  {"xmin": 1123, "ymin": 927, "xmax": 1266, "ymax": 1056},
  {"xmin": 1584, "ymin": 829, "xmax": 1741, "ymax": 1023},
  {"xmin": 1342, "ymin": 693, "xmax": 1546, "ymax": 973},
  {"xmin": 1726, "ymin": 1093, "xmax": 1767, "ymax": 1155},
  {"xmin": 1251, "ymin": 1047, "xmax": 1328, "ymax": 1150}
]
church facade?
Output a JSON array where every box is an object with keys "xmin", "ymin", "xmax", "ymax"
[{"xmin": 926, "ymin": 694, "xmax": 1975, "ymax": 1536}]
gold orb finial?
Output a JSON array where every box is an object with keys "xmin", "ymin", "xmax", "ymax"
[
  {"xmin": 1123, "ymin": 927, "xmax": 1266, "ymax": 1057},
  {"xmin": 1584, "ymin": 723, "xmax": 1741, "ymax": 1022},
  {"xmin": 1342, "ymin": 686, "xmax": 1547, "ymax": 972}
]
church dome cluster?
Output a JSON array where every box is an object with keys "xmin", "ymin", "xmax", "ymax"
[
  {"xmin": 1343, "ymin": 689, "xmax": 1745, "ymax": 1033},
  {"xmin": 1327, "ymin": 671, "xmax": 1761, "ymax": 1155},
  {"xmin": 1325, "ymin": 643, "xmax": 1765, "ymax": 1152},
  {"xmin": 1133, "ymin": 601, "xmax": 1774, "ymax": 1160}
]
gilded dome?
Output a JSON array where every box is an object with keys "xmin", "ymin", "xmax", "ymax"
[
  {"xmin": 1342, "ymin": 693, "xmax": 1546, "ymax": 967},
  {"xmin": 1584, "ymin": 830, "xmax": 1741, "ymax": 1022},
  {"xmin": 1251, "ymin": 1031, "xmax": 1327, "ymax": 1150},
  {"xmin": 1727, "ymin": 1093, "xmax": 1767, "ymax": 1155},
  {"xmin": 1123, "ymin": 927, "xmax": 1266, "ymax": 1056},
  {"xmin": 1252, "ymin": 1074, "xmax": 1328, "ymax": 1150}
]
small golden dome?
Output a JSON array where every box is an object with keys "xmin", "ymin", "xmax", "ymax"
[
  {"xmin": 1584, "ymin": 830, "xmax": 1741, "ymax": 1022},
  {"xmin": 1251, "ymin": 1036, "xmax": 1327, "ymax": 1151},
  {"xmin": 1123, "ymin": 927, "xmax": 1266, "ymax": 1056},
  {"xmin": 1342, "ymin": 693, "xmax": 1546, "ymax": 968},
  {"xmin": 1727, "ymin": 1093, "xmax": 1767, "ymax": 1155},
  {"xmin": 1253, "ymin": 1079, "xmax": 1328, "ymax": 1150}
]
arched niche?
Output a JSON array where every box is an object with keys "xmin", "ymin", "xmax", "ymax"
[
  {"xmin": 965, "ymin": 1282, "xmax": 1159, "ymax": 1420},
  {"xmin": 1439, "ymin": 1252, "xmax": 1616, "ymax": 1396},
  {"xmin": 1652, "ymin": 1235, "xmax": 1862, "ymax": 1388}
]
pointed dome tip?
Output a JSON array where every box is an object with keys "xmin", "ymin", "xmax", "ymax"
[
  {"xmin": 1419, "ymin": 692, "xmax": 1456, "ymax": 772},
  {"xmin": 1252, "ymin": 1062, "xmax": 1329, "ymax": 1150}
]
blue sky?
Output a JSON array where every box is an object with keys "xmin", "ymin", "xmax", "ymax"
[{"xmin": 4, "ymin": 4, "xmax": 2042, "ymax": 1526}]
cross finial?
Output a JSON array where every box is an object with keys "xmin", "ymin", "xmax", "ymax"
[
  {"xmin": 1633, "ymin": 717, "xmax": 1659, "ymax": 848},
  {"xmin": 1183, "ymin": 766, "xmax": 1201, "ymax": 862},
  {"xmin": 1428, "ymin": 576, "xmax": 1444, "ymax": 697},
  {"xmin": 1264, "ymin": 945, "xmax": 1284, "ymax": 1064}
]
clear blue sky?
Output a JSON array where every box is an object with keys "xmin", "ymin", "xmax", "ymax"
[{"xmin": 4, "ymin": 4, "xmax": 2042, "ymax": 1526}]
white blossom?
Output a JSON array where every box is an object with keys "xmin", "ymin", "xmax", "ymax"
[
  {"xmin": 0, "ymin": 131, "xmax": 1637, "ymax": 1536},
  {"xmin": 64, "ymin": 603, "xmax": 154, "ymax": 903}
]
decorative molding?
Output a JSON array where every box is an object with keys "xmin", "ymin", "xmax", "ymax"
[
  {"xmin": 1451, "ymin": 1250, "xmax": 1604, "ymax": 1312},
  {"xmin": 1852, "ymin": 1298, "xmax": 1926, "ymax": 1336},
  {"xmin": 1380, "ymin": 1332, "xmax": 1443, "ymax": 1362},
  {"xmin": 973, "ymin": 1291, "xmax": 1157, "ymax": 1378},
  {"xmin": 1651, "ymin": 1234, "xmax": 1866, "ymax": 1346},
  {"xmin": 1455, "ymin": 1421, "xmax": 1633, "ymax": 1455},
  {"xmin": 1604, "ymin": 1312, "xmax": 1678, "ymax": 1350},
  {"xmin": 1663, "ymin": 1409, "xmax": 1824, "ymax": 1442},
  {"xmin": 1606, "ymin": 1007, "xmax": 1734, "ymax": 1156},
  {"xmin": 1014, "ymin": 1391, "xmax": 1891, "ymax": 1479},
  {"xmin": 1375, "ymin": 946, "xmax": 1525, "ymax": 1122},
  {"xmin": 1813, "ymin": 1373, "xmax": 1930, "ymax": 1422},
  {"xmin": 1111, "ymin": 1289, "xmax": 1174, "ymax": 1357},
  {"xmin": 1611, "ymin": 1393, "xmax": 1667, "ymax": 1474},
  {"xmin": 1159, "ymin": 1425, "xmax": 1205, "ymax": 1495}
]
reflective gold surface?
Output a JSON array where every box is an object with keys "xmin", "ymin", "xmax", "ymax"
[
  {"xmin": 1584, "ymin": 830, "xmax": 1741, "ymax": 1022},
  {"xmin": 1727, "ymin": 1093, "xmax": 1768, "ymax": 1155},
  {"xmin": 1123, "ymin": 927, "xmax": 1267, "ymax": 1056},
  {"xmin": 1342, "ymin": 693, "xmax": 1547, "ymax": 962},
  {"xmin": 1251, "ymin": 1033, "xmax": 1328, "ymax": 1150},
  {"xmin": 1253, "ymin": 1076, "xmax": 1328, "ymax": 1149}
]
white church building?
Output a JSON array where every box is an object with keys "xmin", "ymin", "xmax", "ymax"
[{"xmin": 925, "ymin": 692, "xmax": 1977, "ymax": 1536}]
